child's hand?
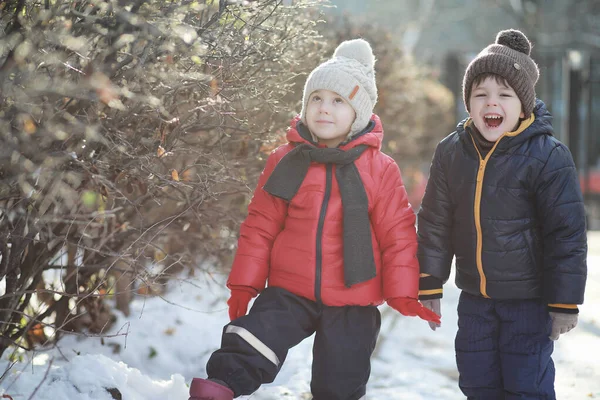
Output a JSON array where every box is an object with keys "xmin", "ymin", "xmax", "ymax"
[
  {"xmin": 387, "ymin": 297, "xmax": 441, "ymax": 324},
  {"xmin": 549, "ymin": 312, "xmax": 578, "ymax": 340},
  {"xmin": 421, "ymin": 299, "xmax": 442, "ymax": 331},
  {"xmin": 227, "ymin": 290, "xmax": 253, "ymax": 321}
]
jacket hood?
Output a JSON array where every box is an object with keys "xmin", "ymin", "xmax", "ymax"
[
  {"xmin": 457, "ymin": 99, "xmax": 553, "ymax": 151},
  {"xmin": 286, "ymin": 113, "xmax": 384, "ymax": 151}
]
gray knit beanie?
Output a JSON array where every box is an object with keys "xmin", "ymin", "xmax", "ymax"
[
  {"xmin": 300, "ymin": 38, "xmax": 377, "ymax": 137},
  {"xmin": 463, "ymin": 29, "xmax": 540, "ymax": 118}
]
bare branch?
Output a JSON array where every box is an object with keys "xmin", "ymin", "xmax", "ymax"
[{"xmin": 27, "ymin": 358, "xmax": 53, "ymax": 400}]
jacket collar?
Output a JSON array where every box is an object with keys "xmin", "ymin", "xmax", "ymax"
[{"xmin": 457, "ymin": 99, "xmax": 553, "ymax": 152}]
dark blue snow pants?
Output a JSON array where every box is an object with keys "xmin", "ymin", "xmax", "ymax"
[
  {"xmin": 456, "ymin": 291, "xmax": 555, "ymax": 400},
  {"xmin": 206, "ymin": 286, "xmax": 381, "ymax": 399}
]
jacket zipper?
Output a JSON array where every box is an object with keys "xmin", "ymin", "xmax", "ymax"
[
  {"xmin": 468, "ymin": 115, "xmax": 535, "ymax": 298},
  {"xmin": 472, "ymin": 151, "xmax": 490, "ymax": 298},
  {"xmin": 315, "ymin": 164, "xmax": 332, "ymax": 304},
  {"xmin": 470, "ymin": 134, "xmax": 504, "ymax": 299}
]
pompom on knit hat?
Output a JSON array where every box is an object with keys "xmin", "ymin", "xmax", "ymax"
[
  {"xmin": 300, "ymin": 38, "xmax": 377, "ymax": 137},
  {"xmin": 463, "ymin": 29, "xmax": 540, "ymax": 118}
]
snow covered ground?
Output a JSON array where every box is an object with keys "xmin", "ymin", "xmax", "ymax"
[{"xmin": 2, "ymin": 233, "xmax": 600, "ymax": 400}]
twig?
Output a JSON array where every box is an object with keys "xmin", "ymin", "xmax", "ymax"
[
  {"xmin": 27, "ymin": 358, "xmax": 53, "ymax": 400},
  {"xmin": 0, "ymin": 360, "xmax": 18, "ymax": 384}
]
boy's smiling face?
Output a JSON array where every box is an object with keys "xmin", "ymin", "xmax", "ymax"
[
  {"xmin": 305, "ymin": 89, "xmax": 356, "ymax": 148},
  {"xmin": 469, "ymin": 76, "xmax": 524, "ymax": 141}
]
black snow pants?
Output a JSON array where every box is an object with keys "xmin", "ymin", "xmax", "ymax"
[{"xmin": 206, "ymin": 286, "xmax": 381, "ymax": 400}]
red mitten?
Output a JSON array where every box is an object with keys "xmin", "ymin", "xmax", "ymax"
[
  {"xmin": 227, "ymin": 289, "xmax": 254, "ymax": 321},
  {"xmin": 387, "ymin": 297, "xmax": 441, "ymax": 324}
]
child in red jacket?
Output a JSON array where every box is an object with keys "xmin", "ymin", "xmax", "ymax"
[{"xmin": 189, "ymin": 38, "xmax": 439, "ymax": 400}]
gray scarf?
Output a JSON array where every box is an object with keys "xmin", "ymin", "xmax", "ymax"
[{"xmin": 263, "ymin": 143, "xmax": 376, "ymax": 287}]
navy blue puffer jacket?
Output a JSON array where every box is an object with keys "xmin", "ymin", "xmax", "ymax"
[{"xmin": 417, "ymin": 100, "xmax": 587, "ymax": 304}]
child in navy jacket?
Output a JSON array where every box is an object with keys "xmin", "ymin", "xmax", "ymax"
[{"xmin": 418, "ymin": 30, "xmax": 587, "ymax": 399}]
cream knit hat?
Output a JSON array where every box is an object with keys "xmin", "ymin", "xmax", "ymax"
[{"xmin": 300, "ymin": 38, "xmax": 378, "ymax": 137}]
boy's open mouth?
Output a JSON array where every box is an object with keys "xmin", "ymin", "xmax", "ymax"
[{"xmin": 484, "ymin": 115, "xmax": 503, "ymax": 128}]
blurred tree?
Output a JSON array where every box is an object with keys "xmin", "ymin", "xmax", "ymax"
[
  {"xmin": 0, "ymin": 0, "xmax": 324, "ymax": 360},
  {"xmin": 327, "ymin": 0, "xmax": 600, "ymax": 62},
  {"xmin": 489, "ymin": 0, "xmax": 600, "ymax": 50}
]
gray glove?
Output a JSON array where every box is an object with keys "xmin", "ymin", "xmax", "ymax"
[
  {"xmin": 549, "ymin": 312, "xmax": 578, "ymax": 340},
  {"xmin": 421, "ymin": 299, "xmax": 441, "ymax": 331}
]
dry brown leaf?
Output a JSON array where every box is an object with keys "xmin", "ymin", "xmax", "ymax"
[
  {"xmin": 137, "ymin": 286, "xmax": 150, "ymax": 295},
  {"xmin": 36, "ymin": 280, "xmax": 54, "ymax": 306},
  {"xmin": 22, "ymin": 116, "xmax": 36, "ymax": 134},
  {"xmin": 164, "ymin": 327, "xmax": 176, "ymax": 336},
  {"xmin": 210, "ymin": 78, "xmax": 219, "ymax": 96},
  {"xmin": 91, "ymin": 72, "xmax": 119, "ymax": 105},
  {"xmin": 26, "ymin": 323, "xmax": 47, "ymax": 346},
  {"xmin": 181, "ymin": 169, "xmax": 193, "ymax": 182}
]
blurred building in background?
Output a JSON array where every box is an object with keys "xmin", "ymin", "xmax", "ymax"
[{"xmin": 325, "ymin": 0, "xmax": 600, "ymax": 228}]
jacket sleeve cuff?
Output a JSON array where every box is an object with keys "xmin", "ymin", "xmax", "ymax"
[
  {"xmin": 228, "ymin": 285, "xmax": 259, "ymax": 297},
  {"xmin": 419, "ymin": 274, "xmax": 443, "ymax": 300},
  {"xmin": 548, "ymin": 303, "xmax": 579, "ymax": 314}
]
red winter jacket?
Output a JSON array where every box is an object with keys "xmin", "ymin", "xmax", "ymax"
[{"xmin": 227, "ymin": 114, "xmax": 419, "ymax": 306}]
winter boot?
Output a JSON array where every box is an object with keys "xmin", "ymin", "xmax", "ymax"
[{"xmin": 189, "ymin": 378, "xmax": 234, "ymax": 400}]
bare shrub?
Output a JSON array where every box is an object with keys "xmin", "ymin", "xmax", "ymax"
[{"xmin": 0, "ymin": 0, "xmax": 324, "ymax": 360}]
